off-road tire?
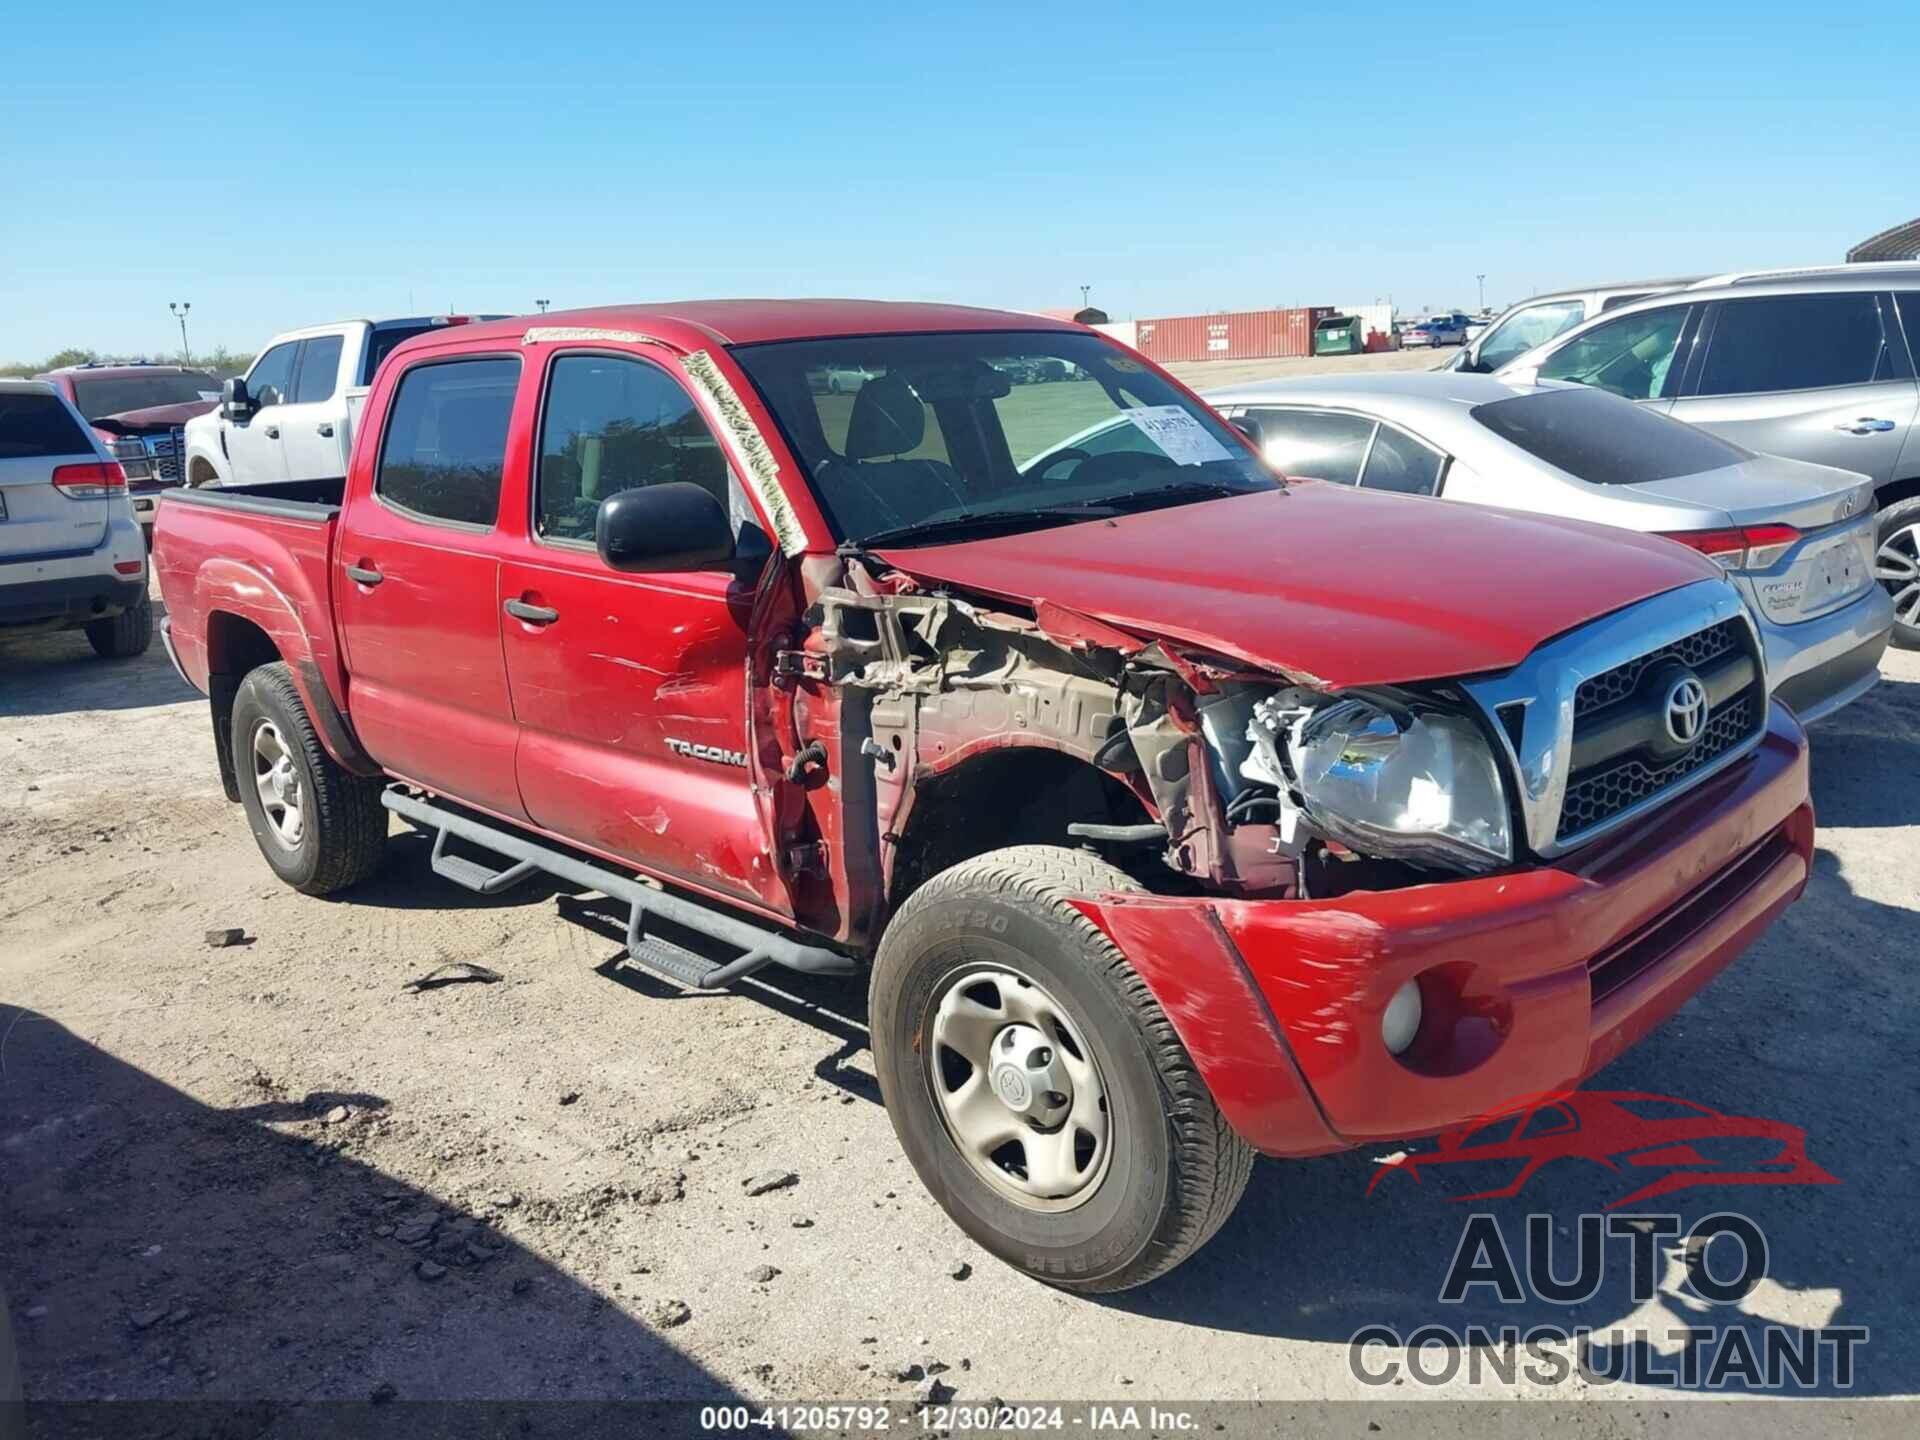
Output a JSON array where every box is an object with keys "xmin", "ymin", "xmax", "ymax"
[
  {"xmin": 85, "ymin": 594, "xmax": 152, "ymax": 658},
  {"xmin": 1876, "ymin": 496, "xmax": 1920, "ymax": 650},
  {"xmin": 871, "ymin": 844, "xmax": 1255, "ymax": 1292},
  {"xmin": 231, "ymin": 662, "xmax": 387, "ymax": 895}
]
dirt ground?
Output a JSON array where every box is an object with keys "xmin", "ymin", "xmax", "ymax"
[{"xmin": 3, "ymin": 356, "xmax": 1915, "ymax": 1413}]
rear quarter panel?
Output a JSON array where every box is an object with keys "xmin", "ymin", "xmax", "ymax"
[{"xmin": 153, "ymin": 496, "xmax": 350, "ymax": 742}]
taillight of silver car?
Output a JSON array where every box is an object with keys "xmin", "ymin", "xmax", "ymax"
[
  {"xmin": 1659, "ymin": 524, "xmax": 1799, "ymax": 572},
  {"xmin": 49, "ymin": 461, "xmax": 128, "ymax": 500}
]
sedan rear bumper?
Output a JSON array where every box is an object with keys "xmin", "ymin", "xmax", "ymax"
[{"xmin": 1073, "ymin": 701, "xmax": 1812, "ymax": 1158}]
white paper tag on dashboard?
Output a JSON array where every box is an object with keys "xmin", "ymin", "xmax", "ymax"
[{"xmin": 1122, "ymin": 405, "xmax": 1233, "ymax": 466}]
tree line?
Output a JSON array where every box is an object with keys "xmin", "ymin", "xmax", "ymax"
[{"xmin": 1, "ymin": 347, "xmax": 255, "ymax": 380}]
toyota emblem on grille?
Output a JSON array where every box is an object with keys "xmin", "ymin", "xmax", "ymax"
[{"xmin": 1664, "ymin": 675, "xmax": 1709, "ymax": 746}]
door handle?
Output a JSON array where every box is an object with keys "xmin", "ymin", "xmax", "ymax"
[
  {"xmin": 1834, "ymin": 417, "xmax": 1896, "ymax": 434},
  {"xmin": 504, "ymin": 598, "xmax": 560, "ymax": 625},
  {"xmin": 317, "ymin": 422, "xmax": 335, "ymax": 437},
  {"xmin": 344, "ymin": 563, "xmax": 383, "ymax": 586},
  {"xmin": 263, "ymin": 425, "xmax": 280, "ymax": 439}
]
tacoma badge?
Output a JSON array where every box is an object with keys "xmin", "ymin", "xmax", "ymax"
[{"xmin": 666, "ymin": 738, "xmax": 749, "ymax": 768}]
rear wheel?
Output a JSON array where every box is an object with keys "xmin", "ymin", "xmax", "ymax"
[
  {"xmin": 1875, "ymin": 497, "xmax": 1920, "ymax": 650},
  {"xmin": 85, "ymin": 594, "xmax": 152, "ymax": 659},
  {"xmin": 871, "ymin": 845, "xmax": 1254, "ymax": 1292},
  {"xmin": 231, "ymin": 662, "xmax": 388, "ymax": 894}
]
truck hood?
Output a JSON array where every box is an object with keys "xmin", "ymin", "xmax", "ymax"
[
  {"xmin": 876, "ymin": 482, "xmax": 1722, "ymax": 689},
  {"xmin": 91, "ymin": 400, "xmax": 217, "ymax": 435}
]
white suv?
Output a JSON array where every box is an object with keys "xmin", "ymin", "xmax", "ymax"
[{"xmin": 0, "ymin": 379, "xmax": 152, "ymax": 658}]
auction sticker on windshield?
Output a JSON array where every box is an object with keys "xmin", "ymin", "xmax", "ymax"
[{"xmin": 1122, "ymin": 405, "xmax": 1231, "ymax": 466}]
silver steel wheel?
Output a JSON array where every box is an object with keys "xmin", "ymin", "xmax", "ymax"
[
  {"xmin": 1877, "ymin": 522, "xmax": 1920, "ymax": 628},
  {"xmin": 251, "ymin": 720, "xmax": 306, "ymax": 850},
  {"xmin": 926, "ymin": 966, "xmax": 1112, "ymax": 1212}
]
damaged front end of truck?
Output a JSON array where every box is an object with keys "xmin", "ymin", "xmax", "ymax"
[{"xmin": 761, "ymin": 551, "xmax": 1521, "ymax": 951}]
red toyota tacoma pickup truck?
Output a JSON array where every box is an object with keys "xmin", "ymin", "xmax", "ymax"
[{"xmin": 153, "ymin": 301, "xmax": 1813, "ymax": 1291}]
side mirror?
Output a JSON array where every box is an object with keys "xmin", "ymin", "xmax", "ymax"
[
  {"xmin": 1230, "ymin": 416, "xmax": 1265, "ymax": 449},
  {"xmin": 221, "ymin": 377, "xmax": 254, "ymax": 420},
  {"xmin": 595, "ymin": 483, "xmax": 736, "ymax": 572}
]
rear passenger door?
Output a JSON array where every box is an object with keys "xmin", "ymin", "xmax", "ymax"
[
  {"xmin": 332, "ymin": 351, "xmax": 527, "ymax": 818},
  {"xmin": 499, "ymin": 348, "xmax": 781, "ymax": 909},
  {"xmin": 279, "ymin": 333, "xmax": 350, "ymax": 481},
  {"xmin": 1668, "ymin": 292, "xmax": 1919, "ymax": 487}
]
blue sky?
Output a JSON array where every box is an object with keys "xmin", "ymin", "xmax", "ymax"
[{"xmin": 3, "ymin": 0, "xmax": 1914, "ymax": 361}]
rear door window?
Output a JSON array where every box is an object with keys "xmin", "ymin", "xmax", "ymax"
[
  {"xmin": 1896, "ymin": 293, "xmax": 1920, "ymax": 373},
  {"xmin": 1694, "ymin": 293, "xmax": 1897, "ymax": 395},
  {"xmin": 1359, "ymin": 423, "xmax": 1446, "ymax": 495},
  {"xmin": 1473, "ymin": 385, "xmax": 1750, "ymax": 484},
  {"xmin": 1536, "ymin": 305, "xmax": 1689, "ymax": 401},
  {"xmin": 1240, "ymin": 408, "xmax": 1374, "ymax": 484},
  {"xmin": 0, "ymin": 390, "xmax": 93, "ymax": 459},
  {"xmin": 293, "ymin": 335, "xmax": 345, "ymax": 404},
  {"xmin": 375, "ymin": 357, "xmax": 521, "ymax": 528}
]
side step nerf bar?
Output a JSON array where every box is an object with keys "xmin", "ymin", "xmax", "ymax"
[{"xmin": 381, "ymin": 787, "xmax": 858, "ymax": 990}]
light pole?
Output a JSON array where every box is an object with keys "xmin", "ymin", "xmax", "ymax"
[
  {"xmin": 1476, "ymin": 274, "xmax": 1486, "ymax": 312},
  {"xmin": 535, "ymin": 298, "xmax": 551, "ymax": 313},
  {"xmin": 169, "ymin": 302, "xmax": 192, "ymax": 366},
  {"xmin": 1079, "ymin": 285, "xmax": 1091, "ymax": 311}
]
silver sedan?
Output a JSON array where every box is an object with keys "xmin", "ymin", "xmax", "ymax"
[{"xmin": 1203, "ymin": 372, "xmax": 1894, "ymax": 724}]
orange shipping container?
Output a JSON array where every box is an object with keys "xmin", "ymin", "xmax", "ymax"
[{"xmin": 1134, "ymin": 307, "xmax": 1329, "ymax": 363}]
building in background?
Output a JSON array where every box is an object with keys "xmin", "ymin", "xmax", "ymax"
[{"xmin": 1847, "ymin": 217, "xmax": 1920, "ymax": 262}]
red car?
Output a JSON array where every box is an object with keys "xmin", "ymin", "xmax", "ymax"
[
  {"xmin": 150, "ymin": 301, "xmax": 1813, "ymax": 1291},
  {"xmin": 36, "ymin": 363, "xmax": 221, "ymax": 541},
  {"xmin": 1367, "ymin": 1090, "xmax": 1838, "ymax": 1207}
]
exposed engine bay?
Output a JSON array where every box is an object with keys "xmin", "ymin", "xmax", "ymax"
[{"xmin": 778, "ymin": 554, "xmax": 1518, "ymax": 926}]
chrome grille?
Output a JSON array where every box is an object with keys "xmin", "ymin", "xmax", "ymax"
[
  {"xmin": 1557, "ymin": 693, "xmax": 1756, "ymax": 840},
  {"xmin": 1573, "ymin": 618, "xmax": 1744, "ymax": 718}
]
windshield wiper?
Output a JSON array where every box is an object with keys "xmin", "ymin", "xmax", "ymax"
[
  {"xmin": 855, "ymin": 506, "xmax": 1117, "ymax": 548},
  {"xmin": 1095, "ymin": 478, "xmax": 1278, "ymax": 513}
]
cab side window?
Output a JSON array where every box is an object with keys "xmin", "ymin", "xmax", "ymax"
[
  {"xmin": 1536, "ymin": 306, "xmax": 1688, "ymax": 401},
  {"xmin": 245, "ymin": 342, "xmax": 299, "ymax": 409},
  {"xmin": 536, "ymin": 354, "xmax": 736, "ymax": 545},
  {"xmin": 375, "ymin": 357, "xmax": 520, "ymax": 528}
]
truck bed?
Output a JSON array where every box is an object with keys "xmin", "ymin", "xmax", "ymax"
[{"xmin": 160, "ymin": 476, "xmax": 347, "ymax": 520}]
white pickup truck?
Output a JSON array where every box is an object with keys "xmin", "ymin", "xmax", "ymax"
[{"xmin": 181, "ymin": 316, "xmax": 500, "ymax": 487}]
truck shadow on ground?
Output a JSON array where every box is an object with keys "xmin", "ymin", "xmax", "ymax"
[
  {"xmin": 0, "ymin": 624, "xmax": 196, "ymax": 719},
  {"xmin": 1797, "ymin": 675, "xmax": 1920, "ymax": 829},
  {"xmin": 0, "ymin": 1008, "xmax": 753, "ymax": 1427}
]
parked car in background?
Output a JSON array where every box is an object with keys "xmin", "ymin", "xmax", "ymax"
[
  {"xmin": 1206, "ymin": 373, "xmax": 1893, "ymax": 723},
  {"xmin": 1493, "ymin": 263, "xmax": 1920, "ymax": 648},
  {"xmin": 1450, "ymin": 277, "xmax": 1703, "ymax": 376},
  {"xmin": 153, "ymin": 300, "xmax": 1812, "ymax": 1293},
  {"xmin": 1400, "ymin": 313, "xmax": 1471, "ymax": 348},
  {"xmin": 1, "ymin": 379, "xmax": 151, "ymax": 657},
  {"xmin": 35, "ymin": 362, "xmax": 221, "ymax": 542},
  {"xmin": 181, "ymin": 315, "xmax": 502, "ymax": 488}
]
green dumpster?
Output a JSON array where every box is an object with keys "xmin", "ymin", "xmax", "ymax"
[{"xmin": 1312, "ymin": 314, "xmax": 1364, "ymax": 356}]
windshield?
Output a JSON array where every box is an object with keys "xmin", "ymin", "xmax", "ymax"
[
  {"xmin": 729, "ymin": 331, "xmax": 1275, "ymax": 545},
  {"xmin": 72, "ymin": 373, "xmax": 220, "ymax": 419}
]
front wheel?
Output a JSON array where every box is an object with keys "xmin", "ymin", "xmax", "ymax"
[
  {"xmin": 871, "ymin": 845, "xmax": 1254, "ymax": 1292},
  {"xmin": 1875, "ymin": 496, "xmax": 1920, "ymax": 650},
  {"xmin": 231, "ymin": 662, "xmax": 388, "ymax": 895}
]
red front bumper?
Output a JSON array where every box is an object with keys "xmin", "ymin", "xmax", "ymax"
[{"xmin": 1073, "ymin": 701, "xmax": 1813, "ymax": 1158}]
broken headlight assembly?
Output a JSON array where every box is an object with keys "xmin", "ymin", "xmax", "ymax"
[{"xmin": 1238, "ymin": 692, "xmax": 1513, "ymax": 874}]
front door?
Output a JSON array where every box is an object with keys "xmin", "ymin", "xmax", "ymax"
[
  {"xmin": 500, "ymin": 348, "xmax": 780, "ymax": 909},
  {"xmin": 332, "ymin": 352, "xmax": 527, "ymax": 819},
  {"xmin": 226, "ymin": 339, "xmax": 295, "ymax": 483}
]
